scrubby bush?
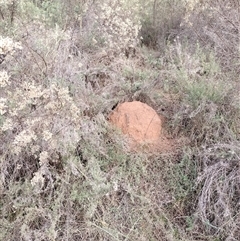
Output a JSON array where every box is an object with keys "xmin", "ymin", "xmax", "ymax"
[
  {"xmin": 157, "ymin": 36, "xmax": 240, "ymax": 239},
  {"xmin": 75, "ymin": 0, "xmax": 141, "ymax": 55},
  {"xmin": 180, "ymin": 0, "xmax": 240, "ymax": 74},
  {"xmin": 139, "ymin": 0, "xmax": 186, "ymax": 49}
]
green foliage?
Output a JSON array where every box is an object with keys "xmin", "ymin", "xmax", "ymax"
[
  {"xmin": 183, "ymin": 78, "xmax": 228, "ymax": 107},
  {"xmin": 139, "ymin": 0, "xmax": 186, "ymax": 49},
  {"xmin": 19, "ymin": 0, "xmax": 63, "ymax": 27},
  {"xmin": 170, "ymin": 149, "xmax": 197, "ymax": 201}
]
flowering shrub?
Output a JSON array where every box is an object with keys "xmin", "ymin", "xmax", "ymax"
[
  {"xmin": 1, "ymin": 81, "xmax": 82, "ymax": 155},
  {"xmin": 0, "ymin": 36, "xmax": 83, "ymax": 193},
  {"xmin": 0, "ymin": 0, "xmax": 12, "ymax": 4},
  {"xmin": 1, "ymin": 80, "xmax": 83, "ymax": 195},
  {"xmin": 0, "ymin": 36, "xmax": 22, "ymax": 54},
  {"xmin": 91, "ymin": 0, "xmax": 141, "ymax": 53},
  {"xmin": 0, "ymin": 36, "xmax": 22, "ymax": 64},
  {"xmin": 0, "ymin": 70, "xmax": 10, "ymax": 87}
]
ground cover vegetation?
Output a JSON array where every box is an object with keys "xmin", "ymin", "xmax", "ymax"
[{"xmin": 0, "ymin": 0, "xmax": 239, "ymax": 240}]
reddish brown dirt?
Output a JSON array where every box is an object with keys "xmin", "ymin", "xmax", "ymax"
[{"xmin": 109, "ymin": 101, "xmax": 176, "ymax": 153}]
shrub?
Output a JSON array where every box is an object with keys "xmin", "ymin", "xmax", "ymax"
[
  {"xmin": 157, "ymin": 38, "xmax": 240, "ymax": 239},
  {"xmin": 139, "ymin": 0, "xmax": 186, "ymax": 49},
  {"xmin": 180, "ymin": 0, "xmax": 240, "ymax": 74},
  {"xmin": 80, "ymin": 0, "xmax": 141, "ymax": 54}
]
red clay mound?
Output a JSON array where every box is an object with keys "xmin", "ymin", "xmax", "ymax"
[
  {"xmin": 110, "ymin": 101, "xmax": 183, "ymax": 153},
  {"xmin": 109, "ymin": 101, "xmax": 162, "ymax": 144}
]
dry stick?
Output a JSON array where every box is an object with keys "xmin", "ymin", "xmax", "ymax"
[
  {"xmin": 9, "ymin": 0, "xmax": 17, "ymax": 24},
  {"xmin": 144, "ymin": 112, "xmax": 159, "ymax": 139},
  {"xmin": 21, "ymin": 39, "xmax": 48, "ymax": 77},
  {"xmin": 88, "ymin": 221, "xmax": 126, "ymax": 241},
  {"xmin": 16, "ymin": 19, "xmax": 48, "ymax": 77},
  {"xmin": 123, "ymin": 217, "xmax": 141, "ymax": 241},
  {"xmin": 0, "ymin": 7, "xmax": 4, "ymax": 20}
]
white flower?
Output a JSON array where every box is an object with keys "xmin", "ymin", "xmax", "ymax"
[
  {"xmin": 0, "ymin": 36, "xmax": 22, "ymax": 55},
  {"xmin": 0, "ymin": 98, "xmax": 7, "ymax": 115},
  {"xmin": 31, "ymin": 171, "xmax": 45, "ymax": 191},
  {"xmin": 1, "ymin": 118, "xmax": 13, "ymax": 131},
  {"xmin": 42, "ymin": 130, "xmax": 53, "ymax": 141},
  {"xmin": 39, "ymin": 151, "xmax": 49, "ymax": 166},
  {"xmin": 13, "ymin": 130, "xmax": 37, "ymax": 154},
  {"xmin": 0, "ymin": 71, "xmax": 10, "ymax": 87}
]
